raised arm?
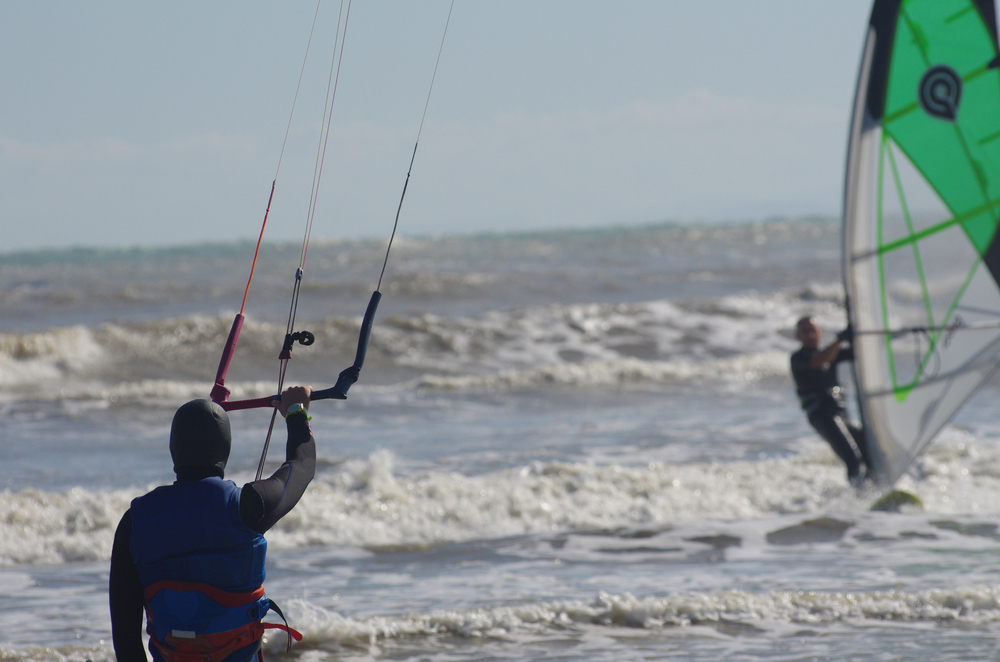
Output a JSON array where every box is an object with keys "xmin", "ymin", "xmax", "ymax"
[
  {"xmin": 239, "ymin": 387, "xmax": 317, "ymax": 534},
  {"xmin": 807, "ymin": 340, "xmax": 846, "ymax": 369}
]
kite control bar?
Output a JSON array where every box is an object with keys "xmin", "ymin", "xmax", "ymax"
[{"xmin": 218, "ymin": 291, "xmax": 381, "ymax": 411}]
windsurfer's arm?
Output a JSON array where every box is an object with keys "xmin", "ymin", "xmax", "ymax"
[
  {"xmin": 807, "ymin": 340, "xmax": 845, "ymax": 369},
  {"xmin": 109, "ymin": 509, "xmax": 146, "ymax": 662},
  {"xmin": 240, "ymin": 387, "xmax": 317, "ymax": 534}
]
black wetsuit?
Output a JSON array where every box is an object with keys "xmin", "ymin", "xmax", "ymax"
[
  {"xmin": 790, "ymin": 345, "xmax": 872, "ymax": 482},
  {"xmin": 109, "ymin": 415, "xmax": 316, "ymax": 662}
]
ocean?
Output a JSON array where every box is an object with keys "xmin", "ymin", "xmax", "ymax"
[{"xmin": 3, "ymin": 219, "xmax": 1000, "ymax": 661}]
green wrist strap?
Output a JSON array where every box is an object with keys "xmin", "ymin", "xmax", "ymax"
[{"xmin": 286, "ymin": 403, "xmax": 312, "ymax": 420}]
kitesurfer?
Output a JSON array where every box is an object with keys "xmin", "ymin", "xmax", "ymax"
[
  {"xmin": 790, "ymin": 317, "xmax": 873, "ymax": 486},
  {"xmin": 109, "ymin": 386, "xmax": 314, "ymax": 662}
]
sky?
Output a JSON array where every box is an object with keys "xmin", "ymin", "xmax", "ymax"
[{"xmin": 0, "ymin": 0, "xmax": 879, "ymax": 253}]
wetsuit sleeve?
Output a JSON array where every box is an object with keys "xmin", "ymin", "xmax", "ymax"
[
  {"xmin": 109, "ymin": 509, "xmax": 147, "ymax": 662},
  {"xmin": 789, "ymin": 348, "xmax": 813, "ymax": 388},
  {"xmin": 835, "ymin": 346, "xmax": 855, "ymax": 363},
  {"xmin": 239, "ymin": 415, "xmax": 316, "ymax": 534}
]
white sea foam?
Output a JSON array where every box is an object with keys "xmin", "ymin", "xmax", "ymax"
[
  {"xmin": 376, "ymin": 291, "xmax": 814, "ymax": 377},
  {"xmin": 0, "ymin": 327, "xmax": 104, "ymax": 393},
  {"xmin": 264, "ymin": 435, "xmax": 1000, "ymax": 550},
  {"xmin": 414, "ymin": 351, "xmax": 792, "ymax": 392},
  {"xmin": 257, "ymin": 448, "xmax": 849, "ymax": 551},
  {"xmin": 5, "ymin": 583, "xmax": 998, "ymax": 662},
  {"xmin": 0, "ymin": 646, "xmax": 111, "ymax": 662},
  {"xmin": 0, "ymin": 487, "xmax": 135, "ymax": 566},
  {"xmin": 275, "ymin": 585, "xmax": 1000, "ymax": 650},
  {"xmin": 6, "ymin": 435, "xmax": 997, "ymax": 567},
  {"xmin": 0, "ymin": 286, "xmax": 839, "ymax": 402}
]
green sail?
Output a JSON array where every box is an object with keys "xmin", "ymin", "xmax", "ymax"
[
  {"xmin": 882, "ymin": 0, "xmax": 1000, "ymax": 256},
  {"xmin": 843, "ymin": 0, "xmax": 1000, "ymax": 486}
]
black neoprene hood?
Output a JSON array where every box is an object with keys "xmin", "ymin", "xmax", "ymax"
[{"xmin": 169, "ymin": 399, "xmax": 232, "ymax": 475}]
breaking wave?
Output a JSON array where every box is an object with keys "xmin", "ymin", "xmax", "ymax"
[
  {"xmin": 2, "ymin": 434, "xmax": 996, "ymax": 566},
  {"xmin": 0, "ymin": 286, "xmax": 852, "ymax": 404}
]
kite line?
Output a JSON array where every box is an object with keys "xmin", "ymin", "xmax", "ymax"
[{"xmin": 206, "ymin": 0, "xmax": 456, "ymax": 480}]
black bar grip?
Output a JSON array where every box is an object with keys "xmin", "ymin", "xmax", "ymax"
[
  {"xmin": 311, "ymin": 290, "xmax": 381, "ymax": 401},
  {"xmin": 354, "ymin": 291, "xmax": 381, "ymax": 369}
]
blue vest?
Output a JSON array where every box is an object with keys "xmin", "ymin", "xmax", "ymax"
[{"xmin": 130, "ymin": 478, "xmax": 269, "ymax": 660}]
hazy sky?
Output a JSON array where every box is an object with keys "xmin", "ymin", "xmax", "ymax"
[{"xmin": 1, "ymin": 1, "xmax": 878, "ymax": 253}]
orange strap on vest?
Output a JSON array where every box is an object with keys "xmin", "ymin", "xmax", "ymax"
[
  {"xmin": 144, "ymin": 581, "xmax": 302, "ymax": 662},
  {"xmin": 150, "ymin": 620, "xmax": 303, "ymax": 662}
]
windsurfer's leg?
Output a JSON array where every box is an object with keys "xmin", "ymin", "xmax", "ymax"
[
  {"xmin": 845, "ymin": 421, "xmax": 874, "ymax": 476},
  {"xmin": 808, "ymin": 413, "xmax": 862, "ymax": 480}
]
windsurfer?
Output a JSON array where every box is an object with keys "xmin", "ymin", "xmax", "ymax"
[
  {"xmin": 109, "ymin": 386, "xmax": 314, "ymax": 662},
  {"xmin": 790, "ymin": 317, "xmax": 873, "ymax": 486}
]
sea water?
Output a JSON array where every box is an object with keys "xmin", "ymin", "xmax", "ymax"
[{"xmin": 3, "ymin": 219, "xmax": 1000, "ymax": 661}]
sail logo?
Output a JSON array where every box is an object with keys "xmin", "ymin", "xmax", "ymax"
[{"xmin": 918, "ymin": 65, "xmax": 962, "ymax": 121}]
